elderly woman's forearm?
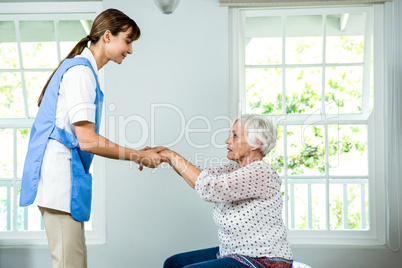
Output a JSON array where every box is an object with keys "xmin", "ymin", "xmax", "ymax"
[{"xmin": 168, "ymin": 152, "xmax": 201, "ymax": 188}]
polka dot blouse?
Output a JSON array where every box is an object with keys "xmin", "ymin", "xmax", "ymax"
[{"xmin": 195, "ymin": 160, "xmax": 293, "ymax": 260}]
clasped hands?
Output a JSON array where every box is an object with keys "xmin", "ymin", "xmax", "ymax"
[{"xmin": 137, "ymin": 146, "xmax": 174, "ymax": 171}]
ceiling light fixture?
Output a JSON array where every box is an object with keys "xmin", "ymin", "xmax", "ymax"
[{"xmin": 153, "ymin": 0, "xmax": 180, "ymax": 15}]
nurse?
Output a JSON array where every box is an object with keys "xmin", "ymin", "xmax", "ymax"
[{"xmin": 19, "ymin": 8, "xmax": 162, "ymax": 268}]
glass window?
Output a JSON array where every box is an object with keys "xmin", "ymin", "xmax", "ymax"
[{"xmin": 233, "ymin": 5, "xmax": 381, "ymax": 244}]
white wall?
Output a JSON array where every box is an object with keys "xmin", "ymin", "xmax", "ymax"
[
  {"xmin": 93, "ymin": 0, "xmax": 231, "ymax": 267},
  {"xmin": 1, "ymin": 1, "xmax": 402, "ymax": 267}
]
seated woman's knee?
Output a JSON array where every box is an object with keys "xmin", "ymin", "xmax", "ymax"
[{"xmin": 163, "ymin": 253, "xmax": 182, "ymax": 268}]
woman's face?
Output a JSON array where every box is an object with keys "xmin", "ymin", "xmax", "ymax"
[
  {"xmin": 106, "ymin": 28, "xmax": 133, "ymax": 64},
  {"xmin": 225, "ymin": 121, "xmax": 254, "ymax": 164}
]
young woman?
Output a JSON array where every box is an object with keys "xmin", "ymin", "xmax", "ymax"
[
  {"xmin": 19, "ymin": 8, "xmax": 162, "ymax": 268},
  {"xmin": 159, "ymin": 115, "xmax": 293, "ymax": 268}
]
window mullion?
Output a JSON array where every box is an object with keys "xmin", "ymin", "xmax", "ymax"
[
  {"xmin": 13, "ymin": 129, "xmax": 17, "ymax": 181},
  {"xmin": 23, "ymin": 207, "xmax": 28, "ymax": 231},
  {"xmin": 246, "ymin": 62, "xmax": 364, "ymax": 69},
  {"xmin": 284, "ymin": 124, "xmax": 288, "ymax": 181},
  {"xmin": 0, "ymin": 68, "xmax": 54, "ymax": 73},
  {"xmin": 343, "ymin": 184, "xmax": 348, "ymax": 229},
  {"xmin": 285, "ymin": 124, "xmax": 294, "ymax": 229},
  {"xmin": 290, "ymin": 183, "xmax": 295, "ymax": 229},
  {"xmin": 7, "ymin": 184, "xmax": 11, "ymax": 231},
  {"xmin": 325, "ymin": 124, "xmax": 330, "ymax": 230},
  {"xmin": 321, "ymin": 14, "xmax": 327, "ymax": 119},
  {"xmin": 361, "ymin": 10, "xmax": 374, "ymax": 116},
  {"xmin": 361, "ymin": 183, "xmax": 366, "ymax": 229},
  {"xmin": 284, "ymin": 176, "xmax": 289, "ymax": 228},
  {"xmin": 239, "ymin": 11, "xmax": 246, "ymax": 115},
  {"xmin": 54, "ymin": 20, "xmax": 61, "ymax": 63},
  {"xmin": 283, "ymin": 123, "xmax": 290, "ymax": 228},
  {"xmin": 14, "ymin": 20, "xmax": 30, "ymax": 119},
  {"xmin": 308, "ymin": 183, "xmax": 313, "ymax": 229},
  {"xmin": 281, "ymin": 15, "xmax": 286, "ymax": 114},
  {"xmin": 322, "ymin": 14, "xmax": 330, "ymax": 231},
  {"xmin": 13, "ymin": 128, "xmax": 18, "ymax": 232}
]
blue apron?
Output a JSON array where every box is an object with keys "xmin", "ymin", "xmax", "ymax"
[{"xmin": 19, "ymin": 57, "xmax": 103, "ymax": 222}]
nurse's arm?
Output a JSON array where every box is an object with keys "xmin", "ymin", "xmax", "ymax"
[{"xmin": 74, "ymin": 121, "xmax": 163, "ymax": 168}]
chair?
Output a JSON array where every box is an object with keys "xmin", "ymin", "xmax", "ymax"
[{"xmin": 292, "ymin": 261, "xmax": 312, "ymax": 268}]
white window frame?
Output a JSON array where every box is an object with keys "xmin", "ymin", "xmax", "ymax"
[
  {"xmin": 0, "ymin": 2, "xmax": 106, "ymax": 246},
  {"xmin": 229, "ymin": 4, "xmax": 386, "ymax": 246}
]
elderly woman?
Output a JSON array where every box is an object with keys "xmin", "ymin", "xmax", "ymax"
[{"xmin": 160, "ymin": 115, "xmax": 293, "ymax": 268}]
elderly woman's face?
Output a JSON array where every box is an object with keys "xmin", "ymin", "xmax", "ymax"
[{"xmin": 225, "ymin": 121, "xmax": 253, "ymax": 163}]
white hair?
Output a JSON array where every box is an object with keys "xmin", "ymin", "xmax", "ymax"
[{"xmin": 236, "ymin": 115, "xmax": 277, "ymax": 157}]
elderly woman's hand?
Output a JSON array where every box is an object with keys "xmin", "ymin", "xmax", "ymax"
[
  {"xmin": 158, "ymin": 148, "xmax": 175, "ymax": 163},
  {"xmin": 137, "ymin": 146, "xmax": 165, "ymax": 171}
]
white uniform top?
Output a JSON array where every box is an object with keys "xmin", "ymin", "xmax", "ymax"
[
  {"xmin": 34, "ymin": 48, "xmax": 99, "ymax": 213},
  {"xmin": 195, "ymin": 161, "xmax": 293, "ymax": 260}
]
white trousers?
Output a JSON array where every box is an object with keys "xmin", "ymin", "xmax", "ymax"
[{"xmin": 39, "ymin": 206, "xmax": 87, "ymax": 268}]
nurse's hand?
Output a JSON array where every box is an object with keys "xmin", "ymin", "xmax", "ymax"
[
  {"xmin": 138, "ymin": 146, "xmax": 165, "ymax": 169},
  {"xmin": 138, "ymin": 146, "xmax": 151, "ymax": 171}
]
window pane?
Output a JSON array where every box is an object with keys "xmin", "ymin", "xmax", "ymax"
[
  {"xmin": 328, "ymin": 124, "xmax": 367, "ymax": 176},
  {"xmin": 329, "ymin": 183, "xmax": 343, "ymax": 230},
  {"xmin": 24, "ymin": 72, "xmax": 52, "ymax": 118},
  {"xmin": 287, "ymin": 125, "xmax": 325, "ymax": 175},
  {"xmin": 285, "ymin": 15, "xmax": 323, "ymax": 64},
  {"xmin": 0, "ymin": 21, "xmax": 19, "ymax": 69},
  {"xmin": 17, "ymin": 128, "xmax": 31, "ymax": 178},
  {"xmin": 326, "ymin": 13, "xmax": 365, "ymax": 64},
  {"xmin": 245, "ymin": 16, "xmax": 282, "ymax": 65},
  {"xmin": 21, "ymin": 42, "xmax": 58, "ymax": 69},
  {"xmin": 266, "ymin": 125, "xmax": 284, "ymax": 175},
  {"xmin": 246, "ymin": 68, "xmax": 282, "ymax": 115},
  {"xmin": 58, "ymin": 20, "xmax": 92, "ymax": 59},
  {"xmin": 0, "ymin": 181, "xmax": 13, "ymax": 231},
  {"xmin": 291, "ymin": 183, "xmax": 308, "ymax": 229},
  {"xmin": 60, "ymin": 41, "xmax": 76, "ymax": 59},
  {"xmin": 246, "ymin": 38, "xmax": 282, "ymax": 65},
  {"xmin": 84, "ymin": 206, "xmax": 93, "ymax": 231},
  {"xmin": 285, "ymin": 67, "xmax": 321, "ymax": 114},
  {"xmin": 330, "ymin": 180, "xmax": 368, "ymax": 230},
  {"xmin": 325, "ymin": 66, "xmax": 363, "ymax": 114},
  {"xmin": 16, "ymin": 182, "xmax": 43, "ymax": 231},
  {"xmin": 347, "ymin": 183, "xmax": 368, "ymax": 230},
  {"xmin": 311, "ymin": 183, "xmax": 326, "ymax": 229},
  {"xmin": 0, "ymin": 72, "xmax": 25, "ymax": 118},
  {"xmin": 289, "ymin": 182, "xmax": 326, "ymax": 230},
  {"xmin": 17, "ymin": 205, "xmax": 43, "ymax": 231},
  {"xmin": 20, "ymin": 21, "xmax": 58, "ymax": 69},
  {"xmin": 0, "ymin": 129, "xmax": 14, "ymax": 178}
]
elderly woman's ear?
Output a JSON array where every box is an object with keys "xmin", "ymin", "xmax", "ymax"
[{"xmin": 251, "ymin": 140, "xmax": 263, "ymax": 151}]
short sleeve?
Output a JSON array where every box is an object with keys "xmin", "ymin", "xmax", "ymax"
[{"xmin": 60, "ymin": 65, "xmax": 97, "ymax": 124}]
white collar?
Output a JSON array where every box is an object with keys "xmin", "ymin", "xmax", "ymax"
[{"xmin": 77, "ymin": 47, "xmax": 99, "ymax": 76}]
